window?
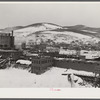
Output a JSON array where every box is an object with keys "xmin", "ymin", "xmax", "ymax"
[
  {"xmin": 36, "ymin": 61, "xmax": 38, "ymax": 64},
  {"xmin": 0, "ymin": 45, "xmax": 3, "ymax": 48},
  {"xmin": 38, "ymin": 61, "xmax": 40, "ymax": 64},
  {"xmin": 34, "ymin": 61, "xmax": 36, "ymax": 64},
  {"xmin": 42, "ymin": 61, "xmax": 44, "ymax": 64},
  {"xmin": 4, "ymin": 45, "xmax": 7, "ymax": 47},
  {"xmin": 44, "ymin": 60, "xmax": 46, "ymax": 63}
]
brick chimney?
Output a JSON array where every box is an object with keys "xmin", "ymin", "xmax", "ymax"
[{"xmin": 12, "ymin": 30, "xmax": 13, "ymax": 36}]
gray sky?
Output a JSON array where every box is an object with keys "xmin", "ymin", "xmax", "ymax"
[{"xmin": 0, "ymin": 2, "xmax": 100, "ymax": 28}]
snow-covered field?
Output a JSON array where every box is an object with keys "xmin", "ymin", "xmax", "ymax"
[
  {"xmin": 0, "ymin": 67, "xmax": 93, "ymax": 88},
  {"xmin": 0, "ymin": 67, "xmax": 68, "ymax": 88}
]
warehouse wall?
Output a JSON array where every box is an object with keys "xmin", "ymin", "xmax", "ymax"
[{"xmin": 54, "ymin": 59, "xmax": 100, "ymax": 72}]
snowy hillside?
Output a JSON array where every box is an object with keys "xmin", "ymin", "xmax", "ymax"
[
  {"xmin": 1, "ymin": 22, "xmax": 100, "ymax": 49},
  {"xmin": 15, "ymin": 30, "xmax": 99, "ymax": 46},
  {"xmin": 14, "ymin": 23, "xmax": 61, "ymax": 37},
  {"xmin": 65, "ymin": 25, "xmax": 100, "ymax": 33},
  {"xmin": 14, "ymin": 23, "xmax": 62, "ymax": 45}
]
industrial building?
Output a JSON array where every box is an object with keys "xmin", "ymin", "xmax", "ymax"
[
  {"xmin": 0, "ymin": 31, "xmax": 14, "ymax": 49},
  {"xmin": 0, "ymin": 31, "xmax": 22, "ymax": 66},
  {"xmin": 30, "ymin": 55, "xmax": 53, "ymax": 74}
]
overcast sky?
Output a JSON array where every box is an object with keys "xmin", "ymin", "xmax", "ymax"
[{"xmin": 0, "ymin": 2, "xmax": 100, "ymax": 28}]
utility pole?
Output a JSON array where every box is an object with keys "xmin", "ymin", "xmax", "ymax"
[
  {"xmin": 62, "ymin": 73, "xmax": 75, "ymax": 88},
  {"xmin": 94, "ymin": 72, "xmax": 97, "ymax": 88},
  {"xmin": 94, "ymin": 66, "xmax": 100, "ymax": 88}
]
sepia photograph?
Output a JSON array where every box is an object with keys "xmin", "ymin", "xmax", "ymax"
[{"xmin": 0, "ymin": 1, "xmax": 100, "ymax": 89}]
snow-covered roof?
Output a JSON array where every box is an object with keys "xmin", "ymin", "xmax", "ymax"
[
  {"xmin": 64, "ymin": 69, "xmax": 95, "ymax": 77},
  {"xmin": 59, "ymin": 49, "xmax": 77, "ymax": 55},
  {"xmin": 26, "ymin": 53, "xmax": 38, "ymax": 56},
  {"xmin": 16, "ymin": 60, "xmax": 32, "ymax": 65},
  {"xmin": 54, "ymin": 57, "xmax": 65, "ymax": 60},
  {"xmin": 54, "ymin": 57, "xmax": 80, "ymax": 61},
  {"xmin": 0, "ymin": 49, "xmax": 20, "ymax": 53}
]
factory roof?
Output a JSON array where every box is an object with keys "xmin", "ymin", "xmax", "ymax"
[
  {"xmin": 54, "ymin": 57, "xmax": 100, "ymax": 64},
  {"xmin": 0, "ymin": 49, "xmax": 21, "ymax": 53}
]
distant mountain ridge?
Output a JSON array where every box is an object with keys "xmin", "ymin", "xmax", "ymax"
[
  {"xmin": 0, "ymin": 26, "xmax": 24, "ymax": 32},
  {"xmin": 1, "ymin": 23, "xmax": 100, "ymax": 34},
  {"xmin": 64, "ymin": 25, "xmax": 100, "ymax": 33},
  {"xmin": 1, "ymin": 22, "xmax": 100, "ymax": 50},
  {"xmin": 0, "ymin": 22, "xmax": 61, "ymax": 32}
]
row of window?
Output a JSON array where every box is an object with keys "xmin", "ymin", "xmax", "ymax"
[
  {"xmin": 0, "ymin": 45, "xmax": 8, "ymax": 48},
  {"xmin": 0, "ymin": 33, "xmax": 11, "ymax": 36},
  {"xmin": 57, "ymin": 60, "xmax": 100, "ymax": 65},
  {"xmin": 34, "ymin": 66, "xmax": 41, "ymax": 70},
  {"xmin": 33, "ymin": 59, "xmax": 53, "ymax": 64}
]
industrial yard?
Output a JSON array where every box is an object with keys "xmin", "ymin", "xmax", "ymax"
[{"xmin": 1, "ymin": 3, "xmax": 100, "ymax": 89}]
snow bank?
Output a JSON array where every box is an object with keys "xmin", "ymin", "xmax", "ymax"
[
  {"xmin": 72, "ymin": 74, "xmax": 83, "ymax": 84},
  {"xmin": 65, "ymin": 71, "xmax": 93, "ymax": 88}
]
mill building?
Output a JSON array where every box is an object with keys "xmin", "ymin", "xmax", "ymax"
[{"xmin": 0, "ymin": 31, "xmax": 14, "ymax": 49}]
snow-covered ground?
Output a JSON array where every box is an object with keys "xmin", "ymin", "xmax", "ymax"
[
  {"xmin": 43, "ymin": 31, "xmax": 91, "ymax": 39},
  {"xmin": 0, "ymin": 67, "xmax": 94, "ymax": 88},
  {"xmin": 0, "ymin": 67, "xmax": 69, "ymax": 88}
]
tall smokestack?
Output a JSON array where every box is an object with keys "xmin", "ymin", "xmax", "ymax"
[{"xmin": 12, "ymin": 30, "xmax": 13, "ymax": 36}]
